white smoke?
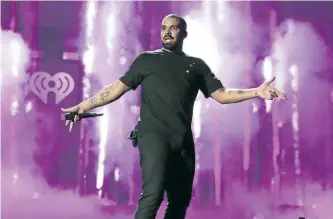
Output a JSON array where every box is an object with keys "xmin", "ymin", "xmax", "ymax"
[
  {"xmin": 0, "ymin": 30, "xmax": 30, "ymax": 86},
  {"xmin": 273, "ymin": 19, "xmax": 332, "ymax": 129},
  {"xmin": 1, "ymin": 30, "xmax": 35, "ymax": 170},
  {"xmin": 182, "ymin": 2, "xmax": 262, "ymax": 173},
  {"xmin": 0, "ymin": 13, "xmax": 135, "ymax": 219},
  {"xmin": 82, "ymin": 1, "xmax": 142, "ymax": 190}
]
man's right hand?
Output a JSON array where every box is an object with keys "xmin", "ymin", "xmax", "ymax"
[{"xmin": 61, "ymin": 102, "xmax": 87, "ymax": 132}]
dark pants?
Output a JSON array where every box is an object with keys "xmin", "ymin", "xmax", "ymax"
[{"xmin": 134, "ymin": 132, "xmax": 195, "ymax": 219}]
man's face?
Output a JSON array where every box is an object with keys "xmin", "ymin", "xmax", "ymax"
[{"xmin": 161, "ymin": 17, "xmax": 185, "ymax": 51}]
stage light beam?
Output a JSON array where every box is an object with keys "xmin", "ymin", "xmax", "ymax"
[{"xmin": 263, "ymin": 56, "xmax": 273, "ymax": 112}]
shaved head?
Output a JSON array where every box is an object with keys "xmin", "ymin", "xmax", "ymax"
[
  {"xmin": 161, "ymin": 14, "xmax": 188, "ymax": 52},
  {"xmin": 162, "ymin": 14, "xmax": 187, "ymax": 33}
]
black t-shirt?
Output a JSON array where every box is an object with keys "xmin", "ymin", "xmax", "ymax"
[{"xmin": 119, "ymin": 49, "xmax": 224, "ymax": 136}]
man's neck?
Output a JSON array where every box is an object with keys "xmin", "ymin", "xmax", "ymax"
[{"xmin": 162, "ymin": 48, "xmax": 184, "ymax": 55}]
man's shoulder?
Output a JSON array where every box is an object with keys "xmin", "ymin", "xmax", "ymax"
[
  {"xmin": 184, "ymin": 54, "xmax": 206, "ymax": 65},
  {"xmin": 133, "ymin": 50, "xmax": 163, "ymax": 64},
  {"xmin": 139, "ymin": 49, "xmax": 164, "ymax": 57}
]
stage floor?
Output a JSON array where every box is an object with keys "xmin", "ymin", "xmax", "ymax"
[{"xmin": 99, "ymin": 201, "xmax": 305, "ymax": 219}]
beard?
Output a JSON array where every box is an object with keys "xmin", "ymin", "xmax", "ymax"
[{"xmin": 161, "ymin": 40, "xmax": 179, "ymax": 51}]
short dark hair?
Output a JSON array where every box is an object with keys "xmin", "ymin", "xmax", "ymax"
[{"xmin": 164, "ymin": 14, "xmax": 187, "ymax": 32}]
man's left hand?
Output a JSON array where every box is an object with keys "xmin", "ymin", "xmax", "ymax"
[{"xmin": 257, "ymin": 77, "xmax": 287, "ymax": 100}]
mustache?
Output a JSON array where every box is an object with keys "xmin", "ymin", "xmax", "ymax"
[{"xmin": 164, "ymin": 35, "xmax": 173, "ymax": 40}]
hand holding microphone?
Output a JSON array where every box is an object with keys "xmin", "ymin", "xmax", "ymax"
[
  {"xmin": 64, "ymin": 112, "xmax": 104, "ymax": 122},
  {"xmin": 61, "ymin": 103, "xmax": 103, "ymax": 132}
]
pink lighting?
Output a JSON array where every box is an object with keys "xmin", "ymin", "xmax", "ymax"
[{"xmin": 1, "ymin": 1, "xmax": 332, "ymax": 219}]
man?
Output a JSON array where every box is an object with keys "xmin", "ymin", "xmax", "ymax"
[{"xmin": 62, "ymin": 14, "xmax": 286, "ymax": 219}]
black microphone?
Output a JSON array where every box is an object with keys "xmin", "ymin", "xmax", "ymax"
[{"xmin": 65, "ymin": 112, "xmax": 104, "ymax": 122}]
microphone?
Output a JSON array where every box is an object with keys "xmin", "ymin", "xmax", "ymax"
[{"xmin": 64, "ymin": 112, "xmax": 104, "ymax": 122}]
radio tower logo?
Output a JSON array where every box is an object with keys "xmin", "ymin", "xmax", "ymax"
[{"xmin": 29, "ymin": 72, "xmax": 75, "ymax": 104}]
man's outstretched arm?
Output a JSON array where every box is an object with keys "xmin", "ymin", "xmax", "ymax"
[
  {"xmin": 210, "ymin": 87, "xmax": 259, "ymax": 104},
  {"xmin": 62, "ymin": 80, "xmax": 130, "ymax": 113},
  {"xmin": 61, "ymin": 80, "xmax": 130, "ymax": 131},
  {"xmin": 83, "ymin": 80, "xmax": 130, "ymax": 111},
  {"xmin": 210, "ymin": 77, "xmax": 287, "ymax": 104}
]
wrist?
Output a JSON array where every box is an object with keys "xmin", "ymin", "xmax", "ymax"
[
  {"xmin": 253, "ymin": 88, "xmax": 259, "ymax": 98},
  {"xmin": 80, "ymin": 101, "xmax": 91, "ymax": 112}
]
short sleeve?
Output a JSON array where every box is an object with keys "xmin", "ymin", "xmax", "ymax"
[
  {"xmin": 198, "ymin": 60, "xmax": 224, "ymax": 98},
  {"xmin": 119, "ymin": 53, "xmax": 149, "ymax": 90}
]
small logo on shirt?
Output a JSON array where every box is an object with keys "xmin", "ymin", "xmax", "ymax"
[{"xmin": 186, "ymin": 62, "xmax": 195, "ymax": 74}]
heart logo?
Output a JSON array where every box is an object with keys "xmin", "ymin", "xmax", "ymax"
[{"xmin": 29, "ymin": 72, "xmax": 75, "ymax": 104}]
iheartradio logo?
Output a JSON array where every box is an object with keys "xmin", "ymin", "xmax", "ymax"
[{"xmin": 29, "ymin": 72, "xmax": 75, "ymax": 104}]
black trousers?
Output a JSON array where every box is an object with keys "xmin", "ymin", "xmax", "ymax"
[{"xmin": 134, "ymin": 132, "xmax": 195, "ymax": 219}]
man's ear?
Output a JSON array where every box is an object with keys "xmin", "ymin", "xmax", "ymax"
[{"xmin": 183, "ymin": 30, "xmax": 188, "ymax": 38}]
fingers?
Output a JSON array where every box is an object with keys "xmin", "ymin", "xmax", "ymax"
[
  {"xmin": 76, "ymin": 107, "xmax": 85, "ymax": 122},
  {"xmin": 68, "ymin": 122, "xmax": 73, "ymax": 132},
  {"xmin": 65, "ymin": 119, "xmax": 74, "ymax": 132},
  {"xmin": 268, "ymin": 92, "xmax": 277, "ymax": 100},
  {"xmin": 260, "ymin": 78, "xmax": 276, "ymax": 94},
  {"xmin": 74, "ymin": 115, "xmax": 79, "ymax": 123},
  {"xmin": 264, "ymin": 77, "xmax": 275, "ymax": 86},
  {"xmin": 271, "ymin": 88, "xmax": 287, "ymax": 100},
  {"xmin": 65, "ymin": 120, "xmax": 74, "ymax": 132},
  {"xmin": 269, "ymin": 90, "xmax": 278, "ymax": 98},
  {"xmin": 264, "ymin": 78, "xmax": 287, "ymax": 100},
  {"xmin": 65, "ymin": 114, "xmax": 75, "ymax": 132},
  {"xmin": 61, "ymin": 107, "xmax": 71, "ymax": 113},
  {"xmin": 266, "ymin": 77, "xmax": 276, "ymax": 85},
  {"xmin": 63, "ymin": 105, "xmax": 86, "ymax": 132},
  {"xmin": 61, "ymin": 106, "xmax": 78, "ymax": 113}
]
